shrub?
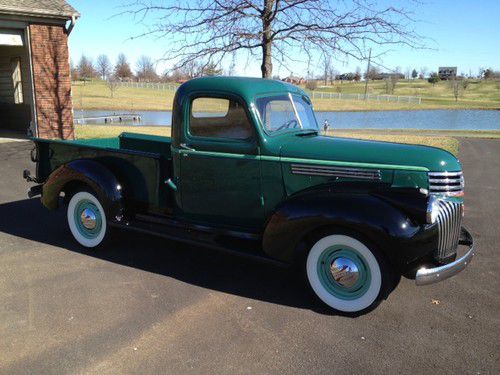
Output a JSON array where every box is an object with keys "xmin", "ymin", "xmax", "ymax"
[
  {"xmin": 305, "ymin": 80, "xmax": 318, "ymax": 91},
  {"xmin": 428, "ymin": 73, "xmax": 440, "ymax": 86}
]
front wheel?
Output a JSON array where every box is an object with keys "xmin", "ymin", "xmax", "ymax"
[
  {"xmin": 306, "ymin": 234, "xmax": 392, "ymax": 313},
  {"xmin": 67, "ymin": 191, "xmax": 108, "ymax": 248}
]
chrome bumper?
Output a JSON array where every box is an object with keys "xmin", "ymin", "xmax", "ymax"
[{"xmin": 415, "ymin": 227, "xmax": 474, "ymax": 286}]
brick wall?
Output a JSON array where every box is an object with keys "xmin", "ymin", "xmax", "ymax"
[{"xmin": 29, "ymin": 24, "xmax": 74, "ymax": 139}]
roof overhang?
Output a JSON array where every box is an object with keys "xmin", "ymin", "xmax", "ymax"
[{"xmin": 0, "ymin": 6, "xmax": 80, "ymax": 21}]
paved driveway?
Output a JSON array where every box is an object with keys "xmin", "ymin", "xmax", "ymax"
[{"xmin": 0, "ymin": 139, "xmax": 498, "ymax": 374}]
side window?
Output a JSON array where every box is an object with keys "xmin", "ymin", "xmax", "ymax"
[
  {"xmin": 189, "ymin": 97, "xmax": 253, "ymax": 140},
  {"xmin": 11, "ymin": 58, "xmax": 23, "ymax": 104}
]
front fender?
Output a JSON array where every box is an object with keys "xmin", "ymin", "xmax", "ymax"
[
  {"xmin": 41, "ymin": 159, "xmax": 124, "ymax": 219},
  {"xmin": 262, "ymin": 186, "xmax": 438, "ymax": 271}
]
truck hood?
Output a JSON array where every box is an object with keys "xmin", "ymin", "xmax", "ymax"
[{"xmin": 279, "ymin": 135, "xmax": 461, "ymax": 172}]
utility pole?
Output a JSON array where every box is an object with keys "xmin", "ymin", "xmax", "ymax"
[{"xmin": 364, "ymin": 48, "xmax": 372, "ymax": 100}]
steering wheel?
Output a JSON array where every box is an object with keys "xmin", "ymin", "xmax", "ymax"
[{"xmin": 276, "ymin": 119, "xmax": 299, "ymax": 131}]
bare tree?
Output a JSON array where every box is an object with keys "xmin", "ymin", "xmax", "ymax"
[
  {"xmin": 167, "ymin": 68, "xmax": 185, "ymax": 82},
  {"xmin": 420, "ymin": 66, "xmax": 428, "ymax": 78},
  {"xmin": 136, "ymin": 55, "xmax": 158, "ymax": 81},
  {"xmin": 96, "ymin": 54, "xmax": 112, "ymax": 80},
  {"xmin": 321, "ymin": 55, "xmax": 332, "ymax": 85},
  {"xmin": 114, "ymin": 53, "xmax": 133, "ymax": 80},
  {"xmin": 405, "ymin": 67, "xmax": 411, "ymax": 81},
  {"xmin": 384, "ymin": 75, "xmax": 398, "ymax": 94},
  {"xmin": 328, "ymin": 66, "xmax": 338, "ymax": 84},
  {"xmin": 450, "ymin": 79, "xmax": 460, "ymax": 101},
  {"xmin": 305, "ymin": 79, "xmax": 318, "ymax": 91},
  {"xmin": 70, "ymin": 60, "xmax": 79, "ymax": 81},
  {"xmin": 77, "ymin": 55, "xmax": 95, "ymax": 81},
  {"xmin": 106, "ymin": 77, "xmax": 120, "ymax": 98},
  {"xmin": 227, "ymin": 53, "xmax": 237, "ymax": 76},
  {"xmin": 365, "ymin": 67, "xmax": 380, "ymax": 80},
  {"xmin": 183, "ymin": 61, "xmax": 203, "ymax": 79},
  {"xmin": 124, "ymin": 1, "xmax": 424, "ymax": 78},
  {"xmin": 354, "ymin": 67, "xmax": 361, "ymax": 81}
]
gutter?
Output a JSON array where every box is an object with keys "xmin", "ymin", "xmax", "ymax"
[{"xmin": 0, "ymin": 6, "xmax": 80, "ymax": 20}]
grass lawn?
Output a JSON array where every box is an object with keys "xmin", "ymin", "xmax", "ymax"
[
  {"xmin": 315, "ymin": 79, "xmax": 500, "ymax": 110},
  {"xmin": 75, "ymin": 124, "xmax": 465, "ymax": 156},
  {"xmin": 72, "ymin": 79, "xmax": 500, "ymax": 112}
]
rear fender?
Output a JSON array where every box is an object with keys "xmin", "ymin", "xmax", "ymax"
[{"xmin": 41, "ymin": 159, "xmax": 124, "ymax": 220}]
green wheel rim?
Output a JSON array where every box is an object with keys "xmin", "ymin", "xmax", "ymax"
[
  {"xmin": 73, "ymin": 199, "xmax": 103, "ymax": 239},
  {"xmin": 317, "ymin": 245, "xmax": 371, "ymax": 300}
]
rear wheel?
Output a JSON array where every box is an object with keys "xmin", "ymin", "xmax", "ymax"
[
  {"xmin": 67, "ymin": 191, "xmax": 108, "ymax": 248},
  {"xmin": 306, "ymin": 233, "xmax": 392, "ymax": 313}
]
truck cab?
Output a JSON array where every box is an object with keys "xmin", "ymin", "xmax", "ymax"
[{"xmin": 26, "ymin": 77, "xmax": 474, "ymax": 313}]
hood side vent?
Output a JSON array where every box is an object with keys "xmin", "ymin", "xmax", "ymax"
[{"xmin": 291, "ymin": 164, "xmax": 381, "ymax": 181}]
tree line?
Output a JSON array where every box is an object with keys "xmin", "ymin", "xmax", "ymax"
[
  {"xmin": 71, "ymin": 53, "xmax": 225, "ymax": 83},
  {"xmin": 73, "ymin": 51, "xmax": 498, "ymax": 101}
]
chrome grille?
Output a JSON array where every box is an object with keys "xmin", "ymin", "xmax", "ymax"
[
  {"xmin": 435, "ymin": 200, "xmax": 463, "ymax": 261},
  {"xmin": 291, "ymin": 164, "xmax": 381, "ymax": 181},
  {"xmin": 428, "ymin": 171, "xmax": 464, "ymax": 196}
]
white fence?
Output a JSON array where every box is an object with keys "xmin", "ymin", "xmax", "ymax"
[
  {"xmin": 115, "ymin": 81, "xmax": 422, "ymax": 104},
  {"xmin": 309, "ymin": 91, "xmax": 422, "ymax": 104},
  {"xmin": 117, "ymin": 81, "xmax": 178, "ymax": 91}
]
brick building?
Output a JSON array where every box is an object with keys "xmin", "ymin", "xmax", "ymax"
[{"xmin": 0, "ymin": 0, "xmax": 79, "ymax": 139}]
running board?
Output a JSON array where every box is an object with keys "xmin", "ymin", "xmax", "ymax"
[
  {"xmin": 135, "ymin": 213, "xmax": 261, "ymax": 240},
  {"xmin": 109, "ymin": 219, "xmax": 288, "ymax": 267}
]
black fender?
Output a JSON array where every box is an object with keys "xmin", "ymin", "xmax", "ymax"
[
  {"xmin": 262, "ymin": 185, "xmax": 438, "ymax": 272},
  {"xmin": 41, "ymin": 159, "xmax": 124, "ymax": 220}
]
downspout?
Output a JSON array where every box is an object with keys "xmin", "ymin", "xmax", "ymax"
[
  {"xmin": 25, "ymin": 26, "xmax": 38, "ymax": 137},
  {"xmin": 66, "ymin": 14, "xmax": 78, "ymax": 139},
  {"xmin": 66, "ymin": 15, "xmax": 78, "ymax": 35}
]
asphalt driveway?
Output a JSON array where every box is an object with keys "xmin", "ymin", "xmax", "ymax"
[{"xmin": 0, "ymin": 138, "xmax": 498, "ymax": 374}]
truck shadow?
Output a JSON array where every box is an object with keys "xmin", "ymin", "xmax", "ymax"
[{"xmin": 0, "ymin": 198, "xmax": 356, "ymax": 316}]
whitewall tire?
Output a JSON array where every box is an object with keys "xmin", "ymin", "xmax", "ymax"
[
  {"xmin": 306, "ymin": 234, "xmax": 385, "ymax": 313},
  {"xmin": 67, "ymin": 191, "xmax": 107, "ymax": 248}
]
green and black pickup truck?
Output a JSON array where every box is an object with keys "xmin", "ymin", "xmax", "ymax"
[{"xmin": 24, "ymin": 77, "xmax": 474, "ymax": 313}]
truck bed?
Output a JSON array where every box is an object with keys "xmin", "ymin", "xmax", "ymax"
[{"xmin": 34, "ymin": 132, "xmax": 173, "ymax": 214}]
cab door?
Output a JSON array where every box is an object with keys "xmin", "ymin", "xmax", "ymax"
[{"xmin": 177, "ymin": 94, "xmax": 263, "ymax": 231}]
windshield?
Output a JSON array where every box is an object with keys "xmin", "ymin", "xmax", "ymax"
[{"xmin": 256, "ymin": 93, "xmax": 318, "ymax": 134}]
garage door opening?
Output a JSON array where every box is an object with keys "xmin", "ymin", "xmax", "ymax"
[{"xmin": 0, "ymin": 28, "xmax": 34, "ymax": 137}]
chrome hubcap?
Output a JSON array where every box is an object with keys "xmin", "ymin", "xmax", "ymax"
[
  {"xmin": 80, "ymin": 208, "xmax": 97, "ymax": 230},
  {"xmin": 330, "ymin": 257, "xmax": 360, "ymax": 288}
]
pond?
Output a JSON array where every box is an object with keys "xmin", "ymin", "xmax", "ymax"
[{"xmin": 74, "ymin": 109, "xmax": 500, "ymax": 131}]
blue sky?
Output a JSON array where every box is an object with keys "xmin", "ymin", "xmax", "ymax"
[{"xmin": 67, "ymin": 0, "xmax": 499, "ymax": 77}]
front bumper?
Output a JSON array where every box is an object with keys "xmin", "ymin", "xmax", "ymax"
[{"xmin": 415, "ymin": 227, "xmax": 474, "ymax": 286}]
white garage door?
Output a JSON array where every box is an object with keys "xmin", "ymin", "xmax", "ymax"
[{"xmin": 0, "ymin": 29, "xmax": 24, "ymax": 46}]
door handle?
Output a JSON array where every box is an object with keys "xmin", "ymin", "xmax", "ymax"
[
  {"xmin": 180, "ymin": 143, "xmax": 195, "ymax": 151},
  {"xmin": 165, "ymin": 178, "xmax": 178, "ymax": 191}
]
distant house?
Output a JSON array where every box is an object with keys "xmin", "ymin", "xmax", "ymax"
[
  {"xmin": 282, "ymin": 76, "xmax": 305, "ymax": 85},
  {"xmin": 438, "ymin": 67, "xmax": 457, "ymax": 80},
  {"xmin": 378, "ymin": 72, "xmax": 405, "ymax": 80},
  {"xmin": 336, "ymin": 73, "xmax": 355, "ymax": 81},
  {"xmin": 0, "ymin": 0, "xmax": 79, "ymax": 139}
]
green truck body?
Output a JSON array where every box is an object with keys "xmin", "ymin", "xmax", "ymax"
[{"xmin": 26, "ymin": 77, "xmax": 474, "ymax": 313}]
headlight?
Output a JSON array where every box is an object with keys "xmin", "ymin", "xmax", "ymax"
[{"xmin": 426, "ymin": 196, "xmax": 440, "ymax": 224}]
